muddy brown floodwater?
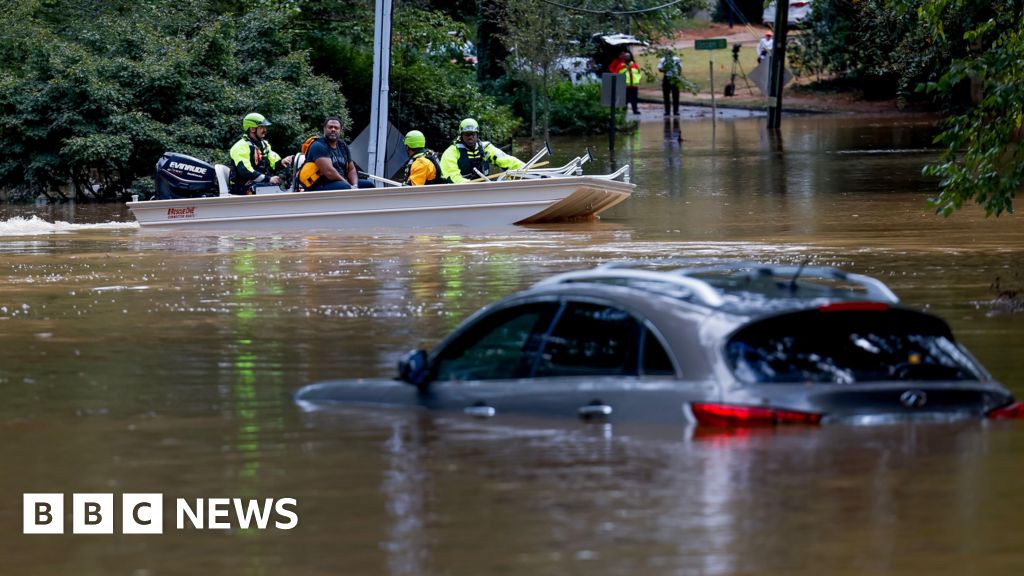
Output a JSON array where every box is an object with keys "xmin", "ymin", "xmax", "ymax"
[{"xmin": 2, "ymin": 113, "xmax": 1022, "ymax": 575}]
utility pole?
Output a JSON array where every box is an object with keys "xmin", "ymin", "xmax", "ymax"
[
  {"xmin": 367, "ymin": 0, "xmax": 392, "ymax": 182},
  {"xmin": 767, "ymin": 1, "xmax": 790, "ymax": 130}
]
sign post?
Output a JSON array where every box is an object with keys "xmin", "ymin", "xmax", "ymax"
[
  {"xmin": 694, "ymin": 38, "xmax": 727, "ymax": 129},
  {"xmin": 601, "ymin": 73, "xmax": 626, "ymax": 150}
]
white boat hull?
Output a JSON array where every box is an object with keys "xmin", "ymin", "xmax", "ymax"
[{"xmin": 128, "ymin": 176, "xmax": 633, "ymax": 230}]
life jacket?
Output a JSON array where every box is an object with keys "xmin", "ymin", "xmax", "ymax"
[
  {"xmin": 454, "ymin": 141, "xmax": 491, "ymax": 180},
  {"xmin": 402, "ymin": 149, "xmax": 446, "ymax": 185},
  {"xmin": 296, "ymin": 136, "xmax": 321, "ymax": 189},
  {"xmin": 229, "ymin": 136, "xmax": 273, "ymax": 194}
]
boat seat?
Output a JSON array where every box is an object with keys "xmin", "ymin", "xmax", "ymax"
[
  {"xmin": 215, "ymin": 164, "xmax": 231, "ymax": 196},
  {"xmin": 288, "ymin": 153, "xmax": 305, "ymax": 192}
]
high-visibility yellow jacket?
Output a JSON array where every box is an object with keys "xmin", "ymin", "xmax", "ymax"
[
  {"xmin": 229, "ymin": 135, "xmax": 284, "ymax": 193},
  {"xmin": 439, "ymin": 140, "xmax": 525, "ymax": 184},
  {"xmin": 619, "ymin": 63, "xmax": 643, "ymax": 87}
]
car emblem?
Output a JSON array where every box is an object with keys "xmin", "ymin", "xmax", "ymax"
[{"xmin": 900, "ymin": 390, "xmax": 928, "ymax": 409}]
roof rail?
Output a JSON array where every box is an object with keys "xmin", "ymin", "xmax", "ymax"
[
  {"xmin": 534, "ymin": 261, "xmax": 900, "ymax": 307},
  {"xmin": 534, "ymin": 267, "xmax": 726, "ymax": 307},
  {"xmin": 672, "ymin": 263, "xmax": 900, "ymax": 304}
]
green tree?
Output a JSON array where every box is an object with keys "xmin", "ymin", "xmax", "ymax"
[
  {"xmin": 499, "ymin": 0, "xmax": 587, "ymax": 141},
  {"xmin": 917, "ymin": 0, "xmax": 1024, "ymax": 216},
  {"xmin": 0, "ymin": 0, "xmax": 345, "ymax": 201},
  {"xmin": 293, "ymin": 1, "xmax": 518, "ymax": 149}
]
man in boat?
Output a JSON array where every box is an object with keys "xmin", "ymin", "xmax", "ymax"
[
  {"xmin": 439, "ymin": 118, "xmax": 525, "ymax": 183},
  {"xmin": 229, "ymin": 112, "xmax": 293, "ymax": 195},
  {"xmin": 298, "ymin": 117, "xmax": 374, "ymax": 191},
  {"xmin": 401, "ymin": 130, "xmax": 447, "ymax": 186}
]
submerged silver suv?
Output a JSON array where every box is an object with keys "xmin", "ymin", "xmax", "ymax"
[{"xmin": 297, "ymin": 262, "xmax": 1024, "ymax": 426}]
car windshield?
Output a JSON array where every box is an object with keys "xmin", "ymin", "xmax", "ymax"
[{"xmin": 726, "ymin": 308, "xmax": 982, "ymax": 384}]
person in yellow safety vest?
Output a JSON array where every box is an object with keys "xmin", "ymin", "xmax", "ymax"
[
  {"xmin": 401, "ymin": 130, "xmax": 447, "ymax": 186},
  {"xmin": 229, "ymin": 112, "xmax": 292, "ymax": 195},
  {"xmin": 619, "ymin": 52, "xmax": 643, "ymax": 115},
  {"xmin": 439, "ymin": 118, "xmax": 525, "ymax": 184}
]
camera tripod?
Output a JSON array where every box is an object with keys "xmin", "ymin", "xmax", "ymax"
[{"xmin": 725, "ymin": 44, "xmax": 753, "ymax": 97}]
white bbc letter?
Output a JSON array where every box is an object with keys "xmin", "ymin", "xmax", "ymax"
[
  {"xmin": 233, "ymin": 498, "xmax": 273, "ymax": 530},
  {"xmin": 207, "ymin": 498, "xmax": 231, "ymax": 529},
  {"xmin": 73, "ymin": 493, "xmax": 113, "ymax": 534},
  {"xmin": 122, "ymin": 494, "xmax": 163, "ymax": 534},
  {"xmin": 274, "ymin": 498, "xmax": 298, "ymax": 530},
  {"xmin": 176, "ymin": 498, "xmax": 203, "ymax": 529},
  {"xmin": 23, "ymin": 493, "xmax": 64, "ymax": 534}
]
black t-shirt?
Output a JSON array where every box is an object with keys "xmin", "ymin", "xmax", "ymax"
[{"xmin": 306, "ymin": 139, "xmax": 352, "ymax": 177}]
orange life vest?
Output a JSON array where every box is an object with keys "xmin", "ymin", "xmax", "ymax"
[{"xmin": 297, "ymin": 136, "xmax": 321, "ymax": 189}]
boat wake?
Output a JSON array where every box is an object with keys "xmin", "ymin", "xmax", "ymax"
[{"xmin": 0, "ymin": 215, "xmax": 138, "ymax": 236}]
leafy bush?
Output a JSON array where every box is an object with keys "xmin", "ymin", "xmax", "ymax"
[
  {"xmin": 789, "ymin": 0, "xmax": 993, "ymax": 107},
  {"xmin": 547, "ymin": 81, "xmax": 612, "ymax": 135},
  {"xmin": 299, "ymin": 8, "xmax": 519, "ymax": 152},
  {"xmin": 0, "ymin": 1, "xmax": 345, "ymax": 201}
]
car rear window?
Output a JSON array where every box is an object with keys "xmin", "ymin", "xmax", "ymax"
[{"xmin": 725, "ymin": 308, "xmax": 982, "ymax": 384}]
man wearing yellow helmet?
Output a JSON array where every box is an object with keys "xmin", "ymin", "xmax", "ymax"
[
  {"xmin": 400, "ymin": 130, "xmax": 446, "ymax": 186},
  {"xmin": 439, "ymin": 118, "xmax": 524, "ymax": 183},
  {"xmin": 228, "ymin": 112, "xmax": 292, "ymax": 195}
]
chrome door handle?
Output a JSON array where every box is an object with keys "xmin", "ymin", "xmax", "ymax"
[
  {"xmin": 464, "ymin": 402, "xmax": 496, "ymax": 418},
  {"xmin": 578, "ymin": 401, "xmax": 613, "ymax": 420}
]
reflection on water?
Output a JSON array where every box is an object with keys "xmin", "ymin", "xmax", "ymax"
[{"xmin": 2, "ymin": 115, "xmax": 1023, "ymax": 575}]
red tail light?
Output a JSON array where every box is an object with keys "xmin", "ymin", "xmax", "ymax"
[
  {"xmin": 818, "ymin": 302, "xmax": 889, "ymax": 312},
  {"xmin": 986, "ymin": 402, "xmax": 1024, "ymax": 419},
  {"xmin": 691, "ymin": 403, "xmax": 822, "ymax": 427}
]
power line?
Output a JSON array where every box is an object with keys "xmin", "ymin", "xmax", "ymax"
[{"xmin": 536, "ymin": 0, "xmax": 691, "ymax": 16}]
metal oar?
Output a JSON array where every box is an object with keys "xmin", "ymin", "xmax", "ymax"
[
  {"xmin": 497, "ymin": 141, "xmax": 552, "ymax": 181},
  {"xmin": 360, "ymin": 172, "xmax": 403, "ymax": 187},
  {"xmin": 470, "ymin": 162, "xmax": 550, "ymax": 183}
]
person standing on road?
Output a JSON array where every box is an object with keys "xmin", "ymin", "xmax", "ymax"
[
  {"xmin": 758, "ymin": 30, "xmax": 774, "ymax": 64},
  {"xmin": 618, "ymin": 52, "xmax": 643, "ymax": 115},
  {"xmin": 658, "ymin": 50, "xmax": 682, "ymax": 116}
]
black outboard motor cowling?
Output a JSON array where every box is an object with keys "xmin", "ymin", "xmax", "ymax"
[{"xmin": 154, "ymin": 152, "xmax": 219, "ymax": 199}]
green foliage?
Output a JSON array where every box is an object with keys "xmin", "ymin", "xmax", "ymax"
[
  {"xmin": 788, "ymin": 0, "xmax": 979, "ymax": 104},
  {"xmin": 547, "ymin": 82, "xmax": 608, "ymax": 135},
  {"xmin": 295, "ymin": 5, "xmax": 517, "ymax": 148},
  {"xmin": 0, "ymin": 0, "xmax": 345, "ymax": 201},
  {"xmin": 918, "ymin": 3, "xmax": 1024, "ymax": 216}
]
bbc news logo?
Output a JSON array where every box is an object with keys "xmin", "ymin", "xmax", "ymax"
[{"xmin": 23, "ymin": 493, "xmax": 298, "ymax": 534}]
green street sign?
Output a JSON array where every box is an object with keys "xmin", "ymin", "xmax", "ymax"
[{"xmin": 694, "ymin": 38, "xmax": 727, "ymax": 50}]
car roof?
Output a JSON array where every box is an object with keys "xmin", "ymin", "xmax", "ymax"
[{"xmin": 528, "ymin": 261, "xmax": 901, "ymax": 318}]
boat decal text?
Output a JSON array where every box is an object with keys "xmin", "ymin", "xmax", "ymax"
[
  {"xmin": 167, "ymin": 206, "xmax": 196, "ymax": 220},
  {"xmin": 168, "ymin": 162, "xmax": 208, "ymax": 176}
]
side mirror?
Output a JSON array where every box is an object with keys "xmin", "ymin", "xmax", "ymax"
[{"xmin": 398, "ymin": 349, "xmax": 430, "ymax": 386}]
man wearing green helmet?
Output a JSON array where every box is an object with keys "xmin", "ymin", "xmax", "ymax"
[
  {"xmin": 400, "ymin": 130, "xmax": 446, "ymax": 186},
  {"xmin": 228, "ymin": 112, "xmax": 293, "ymax": 195},
  {"xmin": 439, "ymin": 118, "xmax": 524, "ymax": 183}
]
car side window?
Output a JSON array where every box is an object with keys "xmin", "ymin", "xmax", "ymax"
[
  {"xmin": 532, "ymin": 301, "xmax": 643, "ymax": 378},
  {"xmin": 641, "ymin": 328, "xmax": 676, "ymax": 376},
  {"xmin": 433, "ymin": 303, "xmax": 556, "ymax": 382}
]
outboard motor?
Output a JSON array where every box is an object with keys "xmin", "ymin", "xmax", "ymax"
[{"xmin": 154, "ymin": 152, "xmax": 219, "ymax": 200}]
